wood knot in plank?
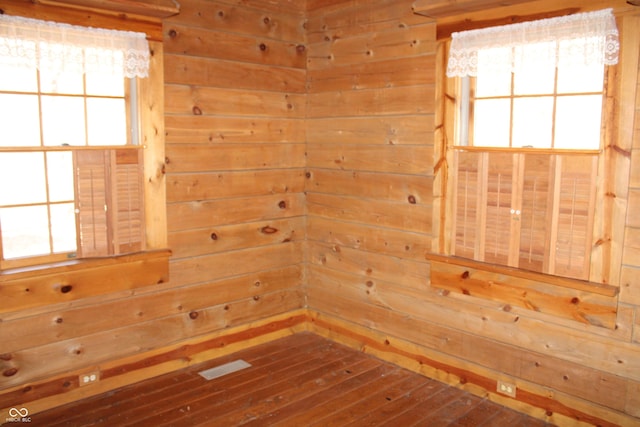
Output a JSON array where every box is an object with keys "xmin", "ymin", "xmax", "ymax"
[
  {"xmin": 192, "ymin": 106, "xmax": 203, "ymax": 115},
  {"xmin": 296, "ymin": 44, "xmax": 306, "ymax": 53},
  {"xmin": 189, "ymin": 311, "xmax": 199, "ymax": 320},
  {"xmin": 571, "ymin": 297, "xmax": 580, "ymax": 304},
  {"xmin": 278, "ymin": 200, "xmax": 287, "ymax": 209},
  {"xmin": 261, "ymin": 226, "xmax": 278, "ymax": 234},
  {"xmin": 461, "ymin": 270, "xmax": 470, "ymax": 279},
  {"xmin": 259, "ymin": 43, "xmax": 268, "ymax": 51},
  {"xmin": 3, "ymin": 368, "xmax": 18, "ymax": 377},
  {"xmin": 407, "ymin": 195, "xmax": 416, "ymax": 204},
  {"xmin": 60, "ymin": 285, "xmax": 73, "ymax": 294},
  {"xmin": 210, "ymin": 232, "xmax": 218, "ymax": 240},
  {"xmin": 0, "ymin": 353, "xmax": 12, "ymax": 361},
  {"xmin": 168, "ymin": 29, "xmax": 178, "ymax": 38}
]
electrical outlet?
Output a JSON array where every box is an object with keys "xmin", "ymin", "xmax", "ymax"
[
  {"xmin": 497, "ymin": 380, "xmax": 517, "ymax": 398},
  {"xmin": 79, "ymin": 371, "xmax": 100, "ymax": 386}
]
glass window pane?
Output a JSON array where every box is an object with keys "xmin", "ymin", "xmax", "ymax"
[
  {"xmin": 557, "ymin": 63, "xmax": 604, "ymax": 94},
  {"xmin": 0, "ymin": 206, "xmax": 50, "ymax": 258},
  {"xmin": 50, "ymin": 203, "xmax": 77, "ymax": 253},
  {"xmin": 0, "ymin": 63, "xmax": 37, "ymax": 92},
  {"xmin": 47, "ymin": 151, "xmax": 75, "ymax": 202},
  {"xmin": 86, "ymin": 71, "xmax": 125, "ymax": 96},
  {"xmin": 555, "ymin": 95, "xmax": 603, "ymax": 150},
  {"xmin": 476, "ymin": 48, "xmax": 512, "ymax": 97},
  {"xmin": 473, "ymin": 99, "xmax": 511, "ymax": 147},
  {"xmin": 39, "ymin": 68, "xmax": 84, "ymax": 94},
  {"xmin": 41, "ymin": 96, "xmax": 86, "ymax": 146},
  {"xmin": 512, "ymin": 97, "xmax": 554, "ymax": 148},
  {"xmin": 87, "ymin": 98, "xmax": 127, "ymax": 146},
  {"xmin": 0, "ymin": 94, "xmax": 41, "ymax": 147},
  {"xmin": 0, "ymin": 152, "xmax": 47, "ymax": 205},
  {"xmin": 514, "ymin": 64, "xmax": 555, "ymax": 95}
]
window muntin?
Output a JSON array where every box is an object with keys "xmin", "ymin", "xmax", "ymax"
[
  {"xmin": 0, "ymin": 61, "xmax": 141, "ymax": 269},
  {"xmin": 460, "ymin": 46, "xmax": 606, "ymax": 150}
]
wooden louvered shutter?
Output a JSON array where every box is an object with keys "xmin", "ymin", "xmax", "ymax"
[
  {"xmin": 483, "ymin": 152, "xmax": 515, "ymax": 266},
  {"xmin": 548, "ymin": 154, "xmax": 597, "ymax": 280},
  {"xmin": 452, "ymin": 150, "xmax": 596, "ymax": 281},
  {"xmin": 75, "ymin": 150, "xmax": 110, "ymax": 257},
  {"xmin": 74, "ymin": 149, "xmax": 145, "ymax": 258},
  {"xmin": 452, "ymin": 150, "xmax": 482, "ymax": 260},
  {"xmin": 112, "ymin": 149, "xmax": 145, "ymax": 254},
  {"xmin": 518, "ymin": 154, "xmax": 553, "ymax": 273}
]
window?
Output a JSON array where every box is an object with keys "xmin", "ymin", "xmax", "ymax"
[
  {"xmin": 462, "ymin": 54, "xmax": 605, "ymax": 150},
  {"xmin": 443, "ymin": 9, "xmax": 619, "ymax": 281},
  {"xmin": 0, "ymin": 15, "xmax": 152, "ymax": 270}
]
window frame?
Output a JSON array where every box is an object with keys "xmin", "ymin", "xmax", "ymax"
[
  {"xmin": 0, "ymin": 5, "xmax": 168, "ymax": 311},
  {"xmin": 434, "ymin": 26, "xmax": 625, "ymax": 287}
]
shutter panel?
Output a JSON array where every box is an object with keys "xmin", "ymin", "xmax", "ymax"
[
  {"xmin": 75, "ymin": 149, "xmax": 145, "ymax": 258},
  {"xmin": 483, "ymin": 152, "xmax": 514, "ymax": 266},
  {"xmin": 518, "ymin": 154, "xmax": 553, "ymax": 273},
  {"xmin": 74, "ymin": 150, "xmax": 111, "ymax": 257},
  {"xmin": 548, "ymin": 154, "xmax": 597, "ymax": 280},
  {"xmin": 452, "ymin": 150, "xmax": 482, "ymax": 260},
  {"xmin": 111, "ymin": 149, "xmax": 145, "ymax": 254}
]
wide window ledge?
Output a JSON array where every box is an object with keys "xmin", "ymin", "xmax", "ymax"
[
  {"xmin": 426, "ymin": 253, "xmax": 618, "ymax": 329},
  {"xmin": 0, "ymin": 249, "xmax": 171, "ymax": 315}
]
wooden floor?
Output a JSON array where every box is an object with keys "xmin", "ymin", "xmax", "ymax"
[{"xmin": 28, "ymin": 332, "xmax": 553, "ymax": 426}]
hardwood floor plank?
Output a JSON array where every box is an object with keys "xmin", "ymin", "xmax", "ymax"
[
  {"xmin": 308, "ymin": 374, "xmax": 431, "ymax": 426},
  {"xmin": 244, "ymin": 363, "xmax": 398, "ymax": 426},
  {"xmin": 342, "ymin": 379, "xmax": 448, "ymax": 426},
  {"xmin": 29, "ymin": 333, "xmax": 554, "ymax": 427}
]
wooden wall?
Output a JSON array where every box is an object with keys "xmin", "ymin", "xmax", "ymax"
[
  {"xmin": 0, "ymin": 0, "xmax": 307, "ymax": 413},
  {"xmin": 162, "ymin": 0, "xmax": 307, "ymax": 329},
  {"xmin": 305, "ymin": 0, "xmax": 640, "ymax": 426},
  {"xmin": 2, "ymin": 0, "xmax": 640, "ymax": 425}
]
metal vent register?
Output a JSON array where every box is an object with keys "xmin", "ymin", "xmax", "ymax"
[{"xmin": 198, "ymin": 359, "xmax": 252, "ymax": 380}]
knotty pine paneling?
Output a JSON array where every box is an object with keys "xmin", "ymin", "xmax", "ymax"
[
  {"xmin": 166, "ymin": 116, "xmax": 306, "ymax": 144},
  {"xmin": 167, "ymin": 193, "xmax": 305, "ymax": 232},
  {"xmin": 163, "ymin": 54, "xmax": 307, "ymax": 92},
  {"xmin": 167, "ymin": 169, "xmax": 306, "ymax": 203},
  {"xmin": 0, "ymin": 0, "xmax": 307, "ymax": 405},
  {"xmin": 306, "ymin": 115, "xmax": 434, "ymax": 145},
  {"xmin": 305, "ymin": 0, "xmax": 640, "ymax": 425}
]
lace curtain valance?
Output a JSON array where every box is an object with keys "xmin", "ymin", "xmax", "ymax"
[
  {"xmin": 0, "ymin": 14, "xmax": 150, "ymax": 78},
  {"xmin": 447, "ymin": 8, "xmax": 620, "ymax": 78}
]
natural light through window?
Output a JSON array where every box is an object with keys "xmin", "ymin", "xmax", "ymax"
[
  {"xmin": 462, "ymin": 43, "xmax": 605, "ymax": 150},
  {"xmin": 0, "ymin": 62, "xmax": 132, "ymax": 264}
]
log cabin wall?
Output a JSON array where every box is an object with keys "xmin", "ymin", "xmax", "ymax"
[
  {"xmin": 305, "ymin": 0, "xmax": 640, "ymax": 426},
  {"xmin": 1, "ymin": 0, "xmax": 640, "ymax": 425},
  {"xmin": 0, "ymin": 0, "xmax": 308, "ymax": 414},
  {"xmin": 162, "ymin": 0, "xmax": 307, "ymax": 342}
]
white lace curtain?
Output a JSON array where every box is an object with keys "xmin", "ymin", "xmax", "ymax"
[
  {"xmin": 0, "ymin": 14, "xmax": 150, "ymax": 78},
  {"xmin": 447, "ymin": 8, "xmax": 620, "ymax": 77}
]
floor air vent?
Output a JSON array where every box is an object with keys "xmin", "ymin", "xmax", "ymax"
[{"xmin": 198, "ymin": 359, "xmax": 252, "ymax": 380}]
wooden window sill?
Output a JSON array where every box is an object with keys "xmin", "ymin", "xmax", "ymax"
[
  {"xmin": 0, "ymin": 249, "xmax": 171, "ymax": 314},
  {"xmin": 426, "ymin": 253, "xmax": 618, "ymax": 329}
]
